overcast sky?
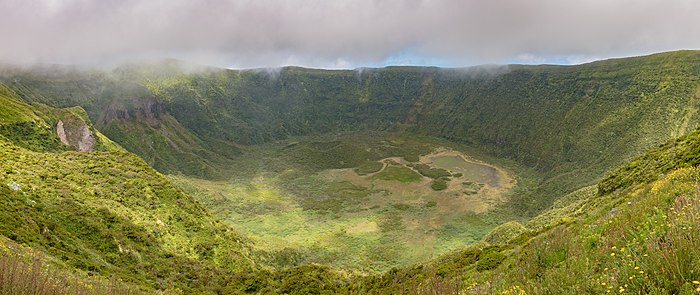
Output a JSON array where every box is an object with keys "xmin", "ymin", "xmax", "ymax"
[{"xmin": 1, "ymin": 0, "xmax": 699, "ymax": 69}]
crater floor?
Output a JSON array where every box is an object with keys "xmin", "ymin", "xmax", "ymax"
[{"xmin": 168, "ymin": 132, "xmax": 521, "ymax": 271}]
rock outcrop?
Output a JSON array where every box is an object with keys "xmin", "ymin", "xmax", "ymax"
[
  {"xmin": 57, "ymin": 119, "xmax": 95, "ymax": 151},
  {"xmin": 102, "ymin": 96, "xmax": 165, "ymax": 122}
]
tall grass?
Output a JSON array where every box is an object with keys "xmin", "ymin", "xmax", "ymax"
[{"xmin": 0, "ymin": 241, "xmax": 141, "ymax": 295}]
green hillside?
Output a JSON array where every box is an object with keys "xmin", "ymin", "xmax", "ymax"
[
  {"xmin": 0, "ymin": 90, "xmax": 256, "ymax": 293},
  {"xmin": 4, "ymin": 51, "xmax": 700, "ymax": 214},
  {"xmin": 1, "ymin": 51, "xmax": 700, "ymax": 293}
]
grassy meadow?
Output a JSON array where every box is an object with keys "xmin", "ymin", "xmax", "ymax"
[{"xmin": 168, "ymin": 132, "xmax": 526, "ymax": 272}]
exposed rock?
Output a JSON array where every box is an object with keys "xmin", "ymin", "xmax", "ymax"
[
  {"xmin": 102, "ymin": 96, "xmax": 166, "ymax": 122},
  {"xmin": 57, "ymin": 120, "xmax": 95, "ymax": 151}
]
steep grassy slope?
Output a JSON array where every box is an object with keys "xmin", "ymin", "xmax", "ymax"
[
  {"xmin": 96, "ymin": 95, "xmax": 240, "ymax": 178},
  {"xmin": 349, "ymin": 127, "xmax": 700, "ymax": 294},
  {"xmin": 0, "ymin": 235, "xmax": 141, "ymax": 294},
  {"xmin": 0, "ymin": 91, "xmax": 256, "ymax": 293},
  {"xmin": 0, "ymin": 64, "xmax": 240, "ymax": 178},
  {"xmin": 221, "ymin": 127, "xmax": 700, "ymax": 294},
  {"xmin": 4, "ymin": 51, "xmax": 700, "ymax": 214},
  {"xmin": 0, "ymin": 83, "xmax": 67, "ymax": 152}
]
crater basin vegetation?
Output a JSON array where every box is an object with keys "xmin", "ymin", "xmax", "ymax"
[{"xmin": 168, "ymin": 132, "xmax": 519, "ymax": 271}]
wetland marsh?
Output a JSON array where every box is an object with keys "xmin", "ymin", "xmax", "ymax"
[{"xmin": 169, "ymin": 132, "xmax": 520, "ymax": 271}]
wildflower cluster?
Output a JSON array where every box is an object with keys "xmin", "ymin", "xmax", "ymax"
[{"xmin": 500, "ymin": 285, "xmax": 527, "ymax": 295}]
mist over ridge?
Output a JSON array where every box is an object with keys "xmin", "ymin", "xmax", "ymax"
[{"xmin": 2, "ymin": 0, "xmax": 700, "ymax": 68}]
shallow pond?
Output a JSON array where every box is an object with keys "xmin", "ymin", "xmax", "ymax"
[{"xmin": 429, "ymin": 155, "xmax": 501, "ymax": 187}]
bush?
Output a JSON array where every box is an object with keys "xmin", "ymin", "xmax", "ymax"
[
  {"xmin": 411, "ymin": 164, "xmax": 452, "ymax": 179},
  {"xmin": 476, "ymin": 249, "xmax": 506, "ymax": 271},
  {"xmin": 484, "ymin": 221, "xmax": 528, "ymax": 245},
  {"xmin": 430, "ymin": 178, "xmax": 449, "ymax": 191}
]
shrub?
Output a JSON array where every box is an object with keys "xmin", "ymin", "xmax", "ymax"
[
  {"xmin": 411, "ymin": 164, "xmax": 452, "ymax": 179},
  {"xmin": 430, "ymin": 178, "xmax": 449, "ymax": 191},
  {"xmin": 476, "ymin": 248, "xmax": 506, "ymax": 271},
  {"xmin": 484, "ymin": 221, "xmax": 528, "ymax": 245}
]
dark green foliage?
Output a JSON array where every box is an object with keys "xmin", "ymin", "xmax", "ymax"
[
  {"xmin": 277, "ymin": 265, "xmax": 344, "ymax": 295},
  {"xmin": 434, "ymin": 248, "xmax": 480, "ymax": 277},
  {"xmin": 353, "ymin": 161, "xmax": 384, "ymax": 175},
  {"xmin": 475, "ymin": 247, "xmax": 506, "ymax": 271},
  {"xmin": 287, "ymin": 140, "xmax": 371, "ymax": 170},
  {"xmin": 0, "ymin": 121, "xmax": 67, "ymax": 152},
  {"xmin": 430, "ymin": 178, "xmax": 449, "ymax": 191},
  {"xmin": 411, "ymin": 163, "xmax": 452, "ymax": 179}
]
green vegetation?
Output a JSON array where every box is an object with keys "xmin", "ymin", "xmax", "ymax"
[
  {"xmin": 372, "ymin": 166, "xmax": 422, "ymax": 183},
  {"xmin": 411, "ymin": 163, "xmax": 452, "ymax": 179},
  {"xmin": 599, "ymin": 127, "xmax": 700, "ymax": 195},
  {"xmin": 0, "ymin": 138, "xmax": 257, "ymax": 293},
  {"xmin": 0, "ymin": 236, "xmax": 143, "ymax": 294},
  {"xmin": 353, "ymin": 161, "xmax": 384, "ymax": 175},
  {"xmin": 0, "ymin": 85, "xmax": 67, "ymax": 152},
  {"xmin": 483, "ymin": 221, "xmax": 528, "ymax": 245},
  {"xmin": 342, "ymin": 127, "xmax": 700, "ymax": 294},
  {"xmin": 167, "ymin": 133, "xmax": 513, "ymax": 272},
  {"xmin": 0, "ymin": 90, "xmax": 256, "ymax": 293},
  {"xmin": 6, "ymin": 51, "xmax": 700, "ymax": 216},
  {"xmin": 430, "ymin": 178, "xmax": 449, "ymax": 191},
  {"xmin": 221, "ymin": 126, "xmax": 700, "ymax": 294},
  {"xmin": 1, "ymin": 51, "xmax": 700, "ymax": 293}
]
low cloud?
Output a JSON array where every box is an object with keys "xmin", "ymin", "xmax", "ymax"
[{"xmin": 1, "ymin": 0, "xmax": 699, "ymax": 68}]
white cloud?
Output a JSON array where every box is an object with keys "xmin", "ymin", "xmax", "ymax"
[{"xmin": 1, "ymin": 0, "xmax": 699, "ymax": 68}]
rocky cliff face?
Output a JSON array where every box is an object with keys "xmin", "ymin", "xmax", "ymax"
[
  {"xmin": 101, "ymin": 96, "xmax": 165, "ymax": 122},
  {"xmin": 56, "ymin": 119, "xmax": 95, "ymax": 151}
]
